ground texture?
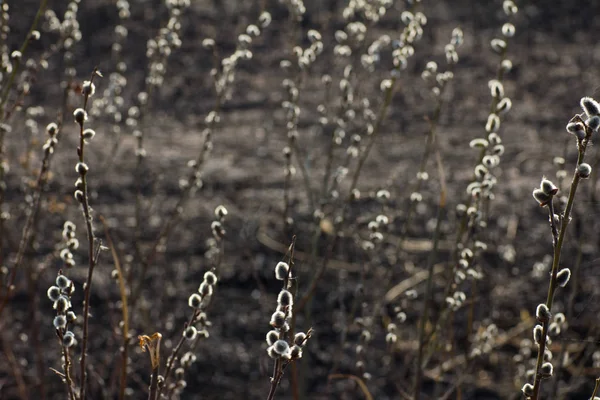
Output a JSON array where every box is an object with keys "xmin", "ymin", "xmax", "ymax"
[{"xmin": 3, "ymin": 1, "xmax": 600, "ymax": 399}]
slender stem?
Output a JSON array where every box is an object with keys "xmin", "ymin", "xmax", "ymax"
[
  {"xmin": 531, "ymin": 130, "xmax": 590, "ymax": 400},
  {"xmin": 450, "ymin": 43, "xmax": 509, "ymax": 258},
  {"xmin": 428, "ymin": 42, "xmax": 513, "ymax": 359},
  {"xmin": 61, "ymin": 344, "xmax": 77, "ymax": 400},
  {"xmin": 0, "ymin": 0, "xmax": 48, "ymax": 276},
  {"xmin": 0, "ymin": 124, "xmax": 59, "ymax": 317},
  {"xmin": 266, "ymin": 359, "xmax": 283, "ymax": 400},
  {"xmin": 148, "ymin": 366, "xmax": 159, "ymax": 400},
  {"xmin": 0, "ymin": 0, "xmax": 47, "ymax": 110},
  {"xmin": 100, "ymin": 217, "xmax": 129, "ymax": 400},
  {"xmin": 78, "ymin": 69, "xmax": 101, "ymax": 400},
  {"xmin": 395, "ymin": 90, "xmax": 445, "ymax": 258},
  {"xmin": 326, "ymin": 144, "xmax": 355, "ymax": 200},
  {"xmin": 29, "ymin": 273, "xmax": 47, "ymax": 400},
  {"xmin": 413, "ymin": 193, "xmax": 445, "ymax": 400},
  {"xmin": 129, "ymin": 128, "xmax": 209, "ymax": 308},
  {"xmin": 2, "ymin": 332, "xmax": 29, "ymax": 399},
  {"xmin": 290, "ymin": 140, "xmax": 315, "ymax": 212},
  {"xmin": 295, "ymin": 77, "xmax": 397, "ymax": 314},
  {"xmin": 290, "ymin": 76, "xmax": 399, "ymax": 400},
  {"xmin": 347, "ymin": 78, "xmax": 395, "ymax": 197},
  {"xmin": 156, "ymin": 310, "xmax": 199, "ymax": 398},
  {"xmin": 131, "ymin": 8, "xmax": 269, "ymax": 311},
  {"xmin": 591, "ymin": 377, "xmax": 600, "ymax": 399},
  {"xmin": 550, "ymin": 211, "xmax": 583, "ymax": 397},
  {"xmin": 131, "ymin": 92, "xmax": 222, "ymax": 312},
  {"xmin": 283, "ymin": 149, "xmax": 293, "ymax": 232},
  {"xmin": 319, "ymin": 108, "xmax": 337, "ymax": 200}
]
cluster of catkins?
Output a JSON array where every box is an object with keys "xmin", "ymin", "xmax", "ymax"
[
  {"xmin": 47, "ymin": 272, "xmax": 77, "ymax": 348},
  {"xmin": 265, "ymin": 261, "xmax": 309, "ymax": 360},
  {"xmin": 48, "ymin": 221, "xmax": 80, "ymax": 347},
  {"xmin": 187, "ymin": 270, "xmax": 218, "ymax": 317},
  {"xmin": 522, "ymin": 96, "xmax": 600, "ymax": 399},
  {"xmin": 59, "ymin": 221, "xmax": 79, "ymax": 268}
]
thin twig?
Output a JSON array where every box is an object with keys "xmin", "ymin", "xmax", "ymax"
[
  {"xmin": 77, "ymin": 68, "xmax": 102, "ymax": 400},
  {"xmin": 60, "ymin": 342, "xmax": 77, "ymax": 400},
  {"xmin": 1, "ymin": 332, "xmax": 29, "ymax": 399},
  {"xmin": 156, "ymin": 310, "xmax": 200, "ymax": 398},
  {"xmin": 413, "ymin": 190, "xmax": 445, "ymax": 400},
  {"xmin": 100, "ymin": 216, "xmax": 129, "ymax": 400},
  {"xmin": 0, "ymin": 120, "xmax": 60, "ymax": 317},
  {"xmin": 590, "ymin": 377, "xmax": 600, "ymax": 399},
  {"xmin": 0, "ymin": 0, "xmax": 48, "ymax": 299},
  {"xmin": 531, "ymin": 116, "xmax": 592, "ymax": 400}
]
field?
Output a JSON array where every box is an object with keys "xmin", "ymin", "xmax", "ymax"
[{"xmin": 2, "ymin": 0, "xmax": 600, "ymax": 399}]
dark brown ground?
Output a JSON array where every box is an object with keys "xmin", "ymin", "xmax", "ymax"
[{"xmin": 3, "ymin": 0, "xmax": 600, "ymax": 399}]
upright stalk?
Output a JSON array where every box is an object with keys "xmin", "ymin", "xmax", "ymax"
[
  {"xmin": 76, "ymin": 69, "xmax": 102, "ymax": 399},
  {"xmin": 529, "ymin": 109, "xmax": 595, "ymax": 399}
]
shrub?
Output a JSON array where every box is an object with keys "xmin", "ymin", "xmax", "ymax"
[{"xmin": 0, "ymin": 1, "xmax": 598, "ymax": 399}]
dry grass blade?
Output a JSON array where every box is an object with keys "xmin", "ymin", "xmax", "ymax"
[
  {"xmin": 99, "ymin": 216, "xmax": 129, "ymax": 400},
  {"xmin": 328, "ymin": 374, "xmax": 374, "ymax": 400}
]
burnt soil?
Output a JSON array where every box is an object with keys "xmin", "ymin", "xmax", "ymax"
[{"xmin": 3, "ymin": 1, "xmax": 600, "ymax": 399}]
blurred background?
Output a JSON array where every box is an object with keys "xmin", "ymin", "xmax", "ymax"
[{"xmin": 2, "ymin": 0, "xmax": 600, "ymax": 399}]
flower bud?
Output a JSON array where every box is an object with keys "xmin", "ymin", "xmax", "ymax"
[
  {"xmin": 82, "ymin": 81, "xmax": 96, "ymax": 97},
  {"xmin": 496, "ymin": 97, "xmax": 512, "ymax": 114},
  {"xmin": 54, "ymin": 296, "xmax": 70, "ymax": 313},
  {"xmin": 74, "ymin": 190, "xmax": 85, "ymax": 203},
  {"xmin": 501, "ymin": 59, "xmax": 513, "ymax": 73},
  {"xmin": 536, "ymin": 303, "xmax": 551, "ymax": 322},
  {"xmin": 56, "ymin": 275, "xmax": 71, "ymax": 290},
  {"xmin": 188, "ymin": 293, "xmax": 202, "ymax": 309},
  {"xmin": 540, "ymin": 362, "xmax": 553, "ymax": 378},
  {"xmin": 485, "ymin": 113, "xmax": 500, "ymax": 133},
  {"xmin": 521, "ymin": 383, "xmax": 534, "ymax": 397},
  {"xmin": 270, "ymin": 311, "xmax": 286, "ymax": 328},
  {"xmin": 214, "ymin": 205, "xmax": 228, "ymax": 219},
  {"xmin": 532, "ymin": 188, "xmax": 551, "ymax": 207},
  {"xmin": 273, "ymin": 340, "xmax": 289, "ymax": 355},
  {"xmin": 587, "ymin": 116, "xmax": 600, "ymax": 131},
  {"xmin": 183, "ymin": 326, "xmax": 197, "ymax": 341},
  {"xmin": 488, "ymin": 79, "xmax": 504, "ymax": 98},
  {"xmin": 53, "ymin": 315, "xmax": 67, "ymax": 329},
  {"xmin": 566, "ymin": 121, "xmax": 586, "ymax": 140},
  {"xmin": 46, "ymin": 122, "xmax": 58, "ymax": 136},
  {"xmin": 203, "ymin": 271, "xmax": 217, "ymax": 285},
  {"xmin": 76, "ymin": 162, "xmax": 89, "ymax": 176},
  {"xmin": 82, "ymin": 128, "xmax": 96, "ymax": 140},
  {"xmin": 540, "ymin": 178, "xmax": 558, "ymax": 196},
  {"xmin": 73, "ymin": 108, "xmax": 87, "ymax": 125},
  {"xmin": 47, "ymin": 286, "xmax": 61, "ymax": 301},
  {"xmin": 556, "ymin": 268, "xmax": 571, "ymax": 287},
  {"xmin": 469, "ymin": 138, "xmax": 489, "ymax": 149},
  {"xmin": 266, "ymin": 330, "xmax": 279, "ymax": 346},
  {"xmin": 553, "ymin": 312, "xmax": 566, "ymax": 325},
  {"xmin": 259, "ymin": 11, "xmax": 272, "ymax": 28},
  {"xmin": 581, "ymin": 96, "xmax": 600, "ymax": 117},
  {"xmin": 277, "ymin": 290, "xmax": 293, "ymax": 307},
  {"xmin": 490, "ymin": 38, "xmax": 506, "ymax": 53},
  {"xmin": 548, "ymin": 322, "xmax": 561, "ymax": 336},
  {"xmin": 503, "ymin": 1, "xmax": 518, "ymax": 15},
  {"xmin": 66, "ymin": 311, "xmax": 76, "ymax": 322},
  {"xmin": 198, "ymin": 281, "xmax": 213, "ymax": 297},
  {"xmin": 290, "ymin": 345, "xmax": 302, "ymax": 359},
  {"xmin": 63, "ymin": 331, "xmax": 76, "ymax": 347},
  {"xmin": 501, "ymin": 22, "xmax": 515, "ymax": 37},
  {"xmin": 577, "ymin": 163, "xmax": 592, "ymax": 179},
  {"xmin": 533, "ymin": 324, "xmax": 543, "ymax": 344},
  {"xmin": 274, "ymin": 262, "xmax": 289, "ymax": 280},
  {"xmin": 294, "ymin": 332, "xmax": 307, "ymax": 346}
]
